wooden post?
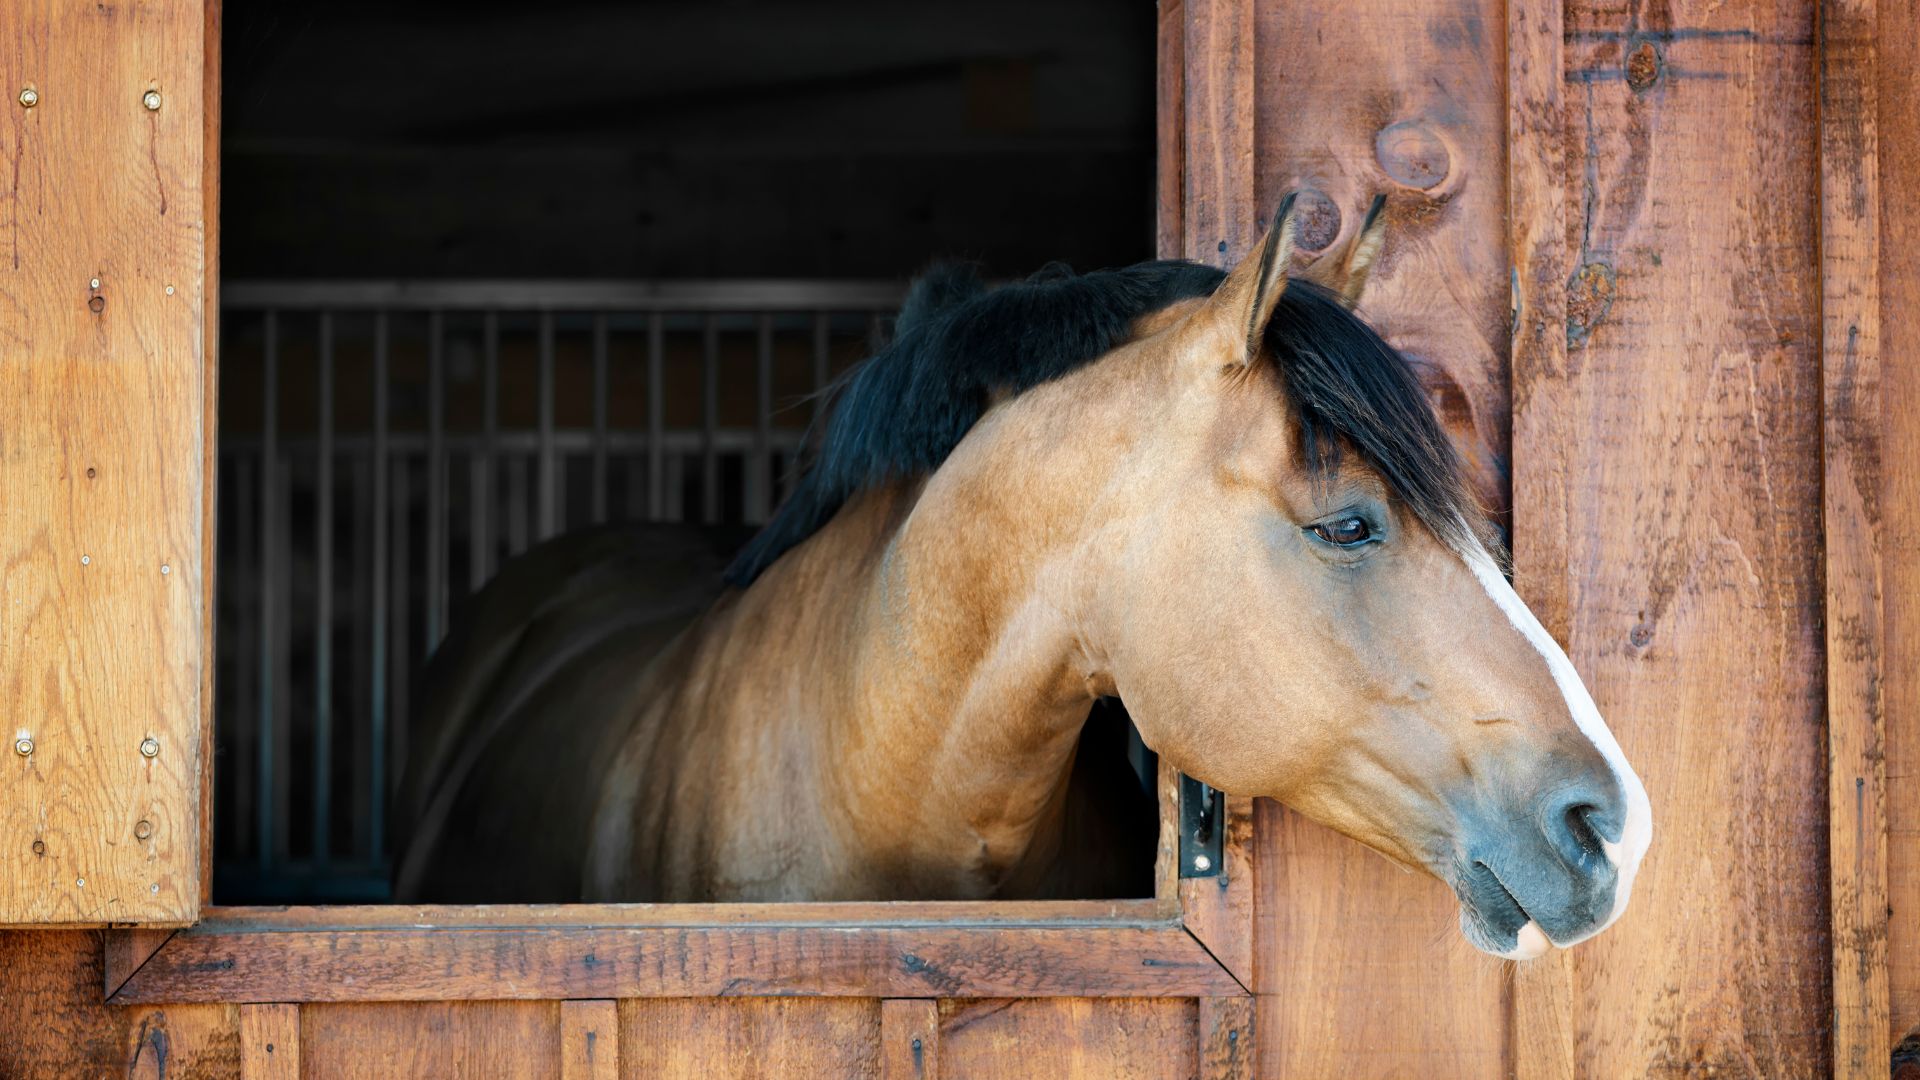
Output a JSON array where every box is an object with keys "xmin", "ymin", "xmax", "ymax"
[
  {"xmin": 0, "ymin": 0, "xmax": 216, "ymax": 927},
  {"xmin": 239, "ymin": 1004, "xmax": 299, "ymax": 1080}
]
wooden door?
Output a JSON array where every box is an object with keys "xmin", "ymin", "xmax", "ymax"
[{"xmin": 0, "ymin": 0, "xmax": 218, "ymax": 925}]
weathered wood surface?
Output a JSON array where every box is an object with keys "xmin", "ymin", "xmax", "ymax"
[
  {"xmin": 1516, "ymin": 0, "xmax": 1830, "ymax": 1075},
  {"xmin": 0, "ymin": 0, "xmax": 213, "ymax": 926},
  {"xmin": 937, "ymin": 998, "xmax": 1196, "ymax": 1080},
  {"xmin": 0, "ymin": 930, "xmax": 239, "ymax": 1078},
  {"xmin": 559, "ymin": 1000, "xmax": 620, "ymax": 1080},
  {"xmin": 1886, "ymin": 0, "xmax": 1920, "ymax": 1054},
  {"xmin": 1821, "ymin": 0, "xmax": 1891, "ymax": 1073},
  {"xmin": 299, "ymin": 1002, "xmax": 560, "ymax": 1079},
  {"xmin": 880, "ymin": 998, "xmax": 940, "ymax": 1080},
  {"xmin": 111, "ymin": 922, "xmax": 1244, "ymax": 1003},
  {"xmin": 619, "ymin": 998, "xmax": 881, "ymax": 1078},
  {"xmin": 240, "ymin": 1004, "xmax": 298, "ymax": 1080}
]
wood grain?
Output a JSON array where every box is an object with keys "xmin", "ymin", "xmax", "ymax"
[
  {"xmin": 1520, "ymin": 1, "xmax": 1830, "ymax": 1074},
  {"xmin": 1195, "ymin": 996, "xmax": 1253, "ymax": 1080},
  {"xmin": 619, "ymin": 998, "xmax": 880, "ymax": 1079},
  {"xmin": 112, "ymin": 922, "xmax": 1244, "ymax": 1003},
  {"xmin": 881, "ymin": 998, "xmax": 940, "ymax": 1080},
  {"xmin": 937, "ymin": 998, "xmax": 1195, "ymax": 1080},
  {"xmin": 105, "ymin": 927, "xmax": 178, "ymax": 997},
  {"xmin": 1820, "ymin": 0, "xmax": 1891, "ymax": 1073},
  {"xmin": 560, "ymin": 999, "xmax": 620, "ymax": 1080},
  {"xmin": 1177, "ymin": 794, "xmax": 1254, "ymax": 990},
  {"xmin": 1239, "ymin": 0, "xmax": 1514, "ymax": 1071},
  {"xmin": 1180, "ymin": 0, "xmax": 1256, "ymax": 265},
  {"xmin": 1884, "ymin": 0, "xmax": 1920, "ymax": 1050},
  {"xmin": 299, "ymin": 1001, "xmax": 559, "ymax": 1079},
  {"xmin": 0, "ymin": 0, "xmax": 212, "ymax": 926},
  {"xmin": 241, "ymin": 1003, "xmax": 299, "ymax": 1080},
  {"xmin": 0, "ymin": 930, "xmax": 239, "ymax": 1079}
]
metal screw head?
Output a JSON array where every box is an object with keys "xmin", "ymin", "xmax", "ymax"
[
  {"xmin": 150, "ymin": 883, "xmax": 159, "ymax": 894},
  {"xmin": 139, "ymin": 737, "xmax": 160, "ymax": 758},
  {"xmin": 160, "ymin": 564, "xmax": 171, "ymax": 575},
  {"xmin": 134, "ymin": 819, "xmax": 153, "ymax": 840},
  {"xmin": 1192, "ymin": 854, "xmax": 1213, "ymax": 873},
  {"xmin": 79, "ymin": 554, "xmax": 90, "ymax": 565},
  {"xmin": 142, "ymin": 89, "xmax": 161, "ymax": 111},
  {"xmin": 74, "ymin": 877, "xmax": 85, "ymax": 888},
  {"xmin": 164, "ymin": 285, "xmax": 175, "ymax": 296},
  {"xmin": 13, "ymin": 737, "xmax": 32, "ymax": 756},
  {"xmin": 18, "ymin": 87, "xmax": 38, "ymax": 108}
]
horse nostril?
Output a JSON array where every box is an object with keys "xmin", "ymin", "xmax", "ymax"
[{"xmin": 1563, "ymin": 803, "xmax": 1604, "ymax": 859}]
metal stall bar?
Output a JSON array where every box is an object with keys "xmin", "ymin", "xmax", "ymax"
[
  {"xmin": 647, "ymin": 313, "xmax": 665, "ymax": 520},
  {"xmin": 538, "ymin": 312, "xmax": 558, "ymax": 540},
  {"xmin": 474, "ymin": 312, "xmax": 498, "ymax": 588},
  {"xmin": 426, "ymin": 312, "xmax": 448, "ymax": 651},
  {"xmin": 702, "ymin": 315, "xmax": 720, "ymax": 523},
  {"xmin": 753, "ymin": 313, "xmax": 774, "ymax": 523},
  {"xmin": 314, "ymin": 313, "xmax": 335, "ymax": 868},
  {"xmin": 368, "ymin": 313, "xmax": 391, "ymax": 862},
  {"xmin": 591, "ymin": 314, "xmax": 609, "ymax": 524},
  {"xmin": 257, "ymin": 311, "xmax": 279, "ymax": 876}
]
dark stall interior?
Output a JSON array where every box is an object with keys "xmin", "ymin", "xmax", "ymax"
[{"xmin": 215, "ymin": 0, "xmax": 1161, "ymax": 903}]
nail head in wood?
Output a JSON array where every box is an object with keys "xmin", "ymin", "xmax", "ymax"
[
  {"xmin": 18, "ymin": 87, "xmax": 37, "ymax": 108},
  {"xmin": 140, "ymin": 737, "xmax": 160, "ymax": 758}
]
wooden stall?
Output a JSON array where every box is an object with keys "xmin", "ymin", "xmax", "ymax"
[{"xmin": 2, "ymin": 0, "xmax": 1917, "ymax": 1075}]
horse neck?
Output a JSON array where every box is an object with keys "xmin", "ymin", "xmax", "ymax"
[{"xmin": 811, "ymin": 394, "xmax": 1128, "ymax": 894}]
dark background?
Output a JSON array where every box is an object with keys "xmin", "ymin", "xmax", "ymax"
[{"xmin": 223, "ymin": 0, "xmax": 1159, "ymax": 281}]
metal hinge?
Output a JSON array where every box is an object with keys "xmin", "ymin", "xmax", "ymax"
[{"xmin": 1178, "ymin": 773, "xmax": 1224, "ymax": 878}]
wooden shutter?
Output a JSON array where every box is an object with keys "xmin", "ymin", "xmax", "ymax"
[{"xmin": 0, "ymin": 0, "xmax": 217, "ymax": 925}]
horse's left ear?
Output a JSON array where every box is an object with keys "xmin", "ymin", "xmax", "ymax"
[
  {"xmin": 1199, "ymin": 192, "xmax": 1299, "ymax": 369},
  {"xmin": 1302, "ymin": 194, "xmax": 1388, "ymax": 309}
]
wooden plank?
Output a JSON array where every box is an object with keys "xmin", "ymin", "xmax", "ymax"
[
  {"xmin": 103, "ymin": 927, "xmax": 176, "ymax": 997},
  {"xmin": 0, "ymin": 0, "xmax": 213, "ymax": 926},
  {"xmin": 1252, "ymin": 801, "xmax": 1509, "ymax": 1077},
  {"xmin": 192, "ymin": 898, "xmax": 1170, "ymax": 930},
  {"xmin": 1176, "ymin": 794, "xmax": 1253, "ymax": 989},
  {"xmin": 1195, "ymin": 996, "xmax": 1253, "ymax": 1080},
  {"xmin": 561, "ymin": 999, "xmax": 620, "ymax": 1080},
  {"xmin": 113, "ymin": 923, "xmax": 1245, "ymax": 1003},
  {"xmin": 241, "ymin": 1003, "xmax": 300, "ymax": 1080},
  {"xmin": 1821, "ymin": 0, "xmax": 1891, "ymax": 1074},
  {"xmin": 1504, "ymin": 0, "xmax": 1577, "ymax": 1075},
  {"xmin": 1181, "ymin": 0, "xmax": 1256, "ymax": 265},
  {"xmin": 1155, "ymin": 0, "xmax": 1186, "ymax": 261},
  {"xmin": 1236, "ymin": 0, "xmax": 1513, "ymax": 1071},
  {"xmin": 300, "ymin": 1001, "xmax": 560, "ymax": 1079},
  {"xmin": 880, "ymin": 999, "xmax": 940, "ymax": 1080},
  {"xmin": 937, "ymin": 998, "xmax": 1196, "ymax": 1080},
  {"xmin": 1519, "ymin": 2, "xmax": 1829, "ymax": 1073},
  {"xmin": 0, "ymin": 930, "xmax": 238, "ymax": 1078},
  {"xmin": 620, "ymin": 998, "xmax": 880, "ymax": 1079},
  {"xmin": 1884, "ymin": 0, "xmax": 1920, "ymax": 1050}
]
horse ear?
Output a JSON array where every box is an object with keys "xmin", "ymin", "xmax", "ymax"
[
  {"xmin": 1303, "ymin": 194, "xmax": 1388, "ymax": 309},
  {"xmin": 1200, "ymin": 193, "xmax": 1299, "ymax": 368}
]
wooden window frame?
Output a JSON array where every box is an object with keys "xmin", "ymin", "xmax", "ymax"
[{"xmin": 105, "ymin": 764, "xmax": 1254, "ymax": 1003}]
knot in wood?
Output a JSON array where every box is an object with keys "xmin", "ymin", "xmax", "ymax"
[{"xmin": 1374, "ymin": 121, "xmax": 1449, "ymax": 190}]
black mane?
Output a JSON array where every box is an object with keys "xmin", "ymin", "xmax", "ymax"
[{"xmin": 725, "ymin": 259, "xmax": 1482, "ymax": 586}]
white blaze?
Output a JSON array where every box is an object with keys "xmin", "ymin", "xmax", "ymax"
[{"xmin": 1464, "ymin": 547, "xmax": 1654, "ymax": 948}]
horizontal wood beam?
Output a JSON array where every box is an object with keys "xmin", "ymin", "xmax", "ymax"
[{"xmin": 111, "ymin": 922, "xmax": 1243, "ymax": 1003}]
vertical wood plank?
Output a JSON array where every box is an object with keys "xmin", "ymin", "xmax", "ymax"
[
  {"xmin": 1240, "ymin": 0, "xmax": 1513, "ymax": 1072},
  {"xmin": 1155, "ymin": 0, "xmax": 1185, "ymax": 261},
  {"xmin": 1181, "ymin": 0, "xmax": 1256, "ymax": 266},
  {"xmin": 1523, "ymin": 1, "xmax": 1829, "ymax": 1073},
  {"xmin": 0, "ymin": 0, "xmax": 213, "ymax": 926},
  {"xmin": 1882, "ymin": 0, "xmax": 1920, "ymax": 1050},
  {"xmin": 938, "ymin": 998, "xmax": 1196, "ymax": 1080},
  {"xmin": 1196, "ymin": 996, "xmax": 1253, "ymax": 1080},
  {"xmin": 619, "ymin": 998, "xmax": 880, "ymax": 1080},
  {"xmin": 302, "ymin": 1001, "xmax": 561, "ymax": 1079},
  {"xmin": 1505, "ymin": 0, "xmax": 1576, "ymax": 1075},
  {"xmin": 1821, "ymin": 0, "xmax": 1890, "ymax": 1074},
  {"xmin": 241, "ymin": 1003, "xmax": 300, "ymax": 1080},
  {"xmin": 561, "ymin": 999, "xmax": 620, "ymax": 1080},
  {"xmin": 198, "ymin": 0, "xmax": 223, "ymax": 906},
  {"xmin": 881, "ymin": 999, "xmax": 939, "ymax": 1080}
]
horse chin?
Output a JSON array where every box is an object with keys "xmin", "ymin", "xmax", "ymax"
[{"xmin": 1456, "ymin": 889, "xmax": 1555, "ymax": 960}]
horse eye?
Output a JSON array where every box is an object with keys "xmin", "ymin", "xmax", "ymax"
[{"xmin": 1313, "ymin": 516, "xmax": 1372, "ymax": 547}]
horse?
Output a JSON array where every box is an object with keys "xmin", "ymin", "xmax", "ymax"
[{"xmin": 393, "ymin": 194, "xmax": 1652, "ymax": 960}]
